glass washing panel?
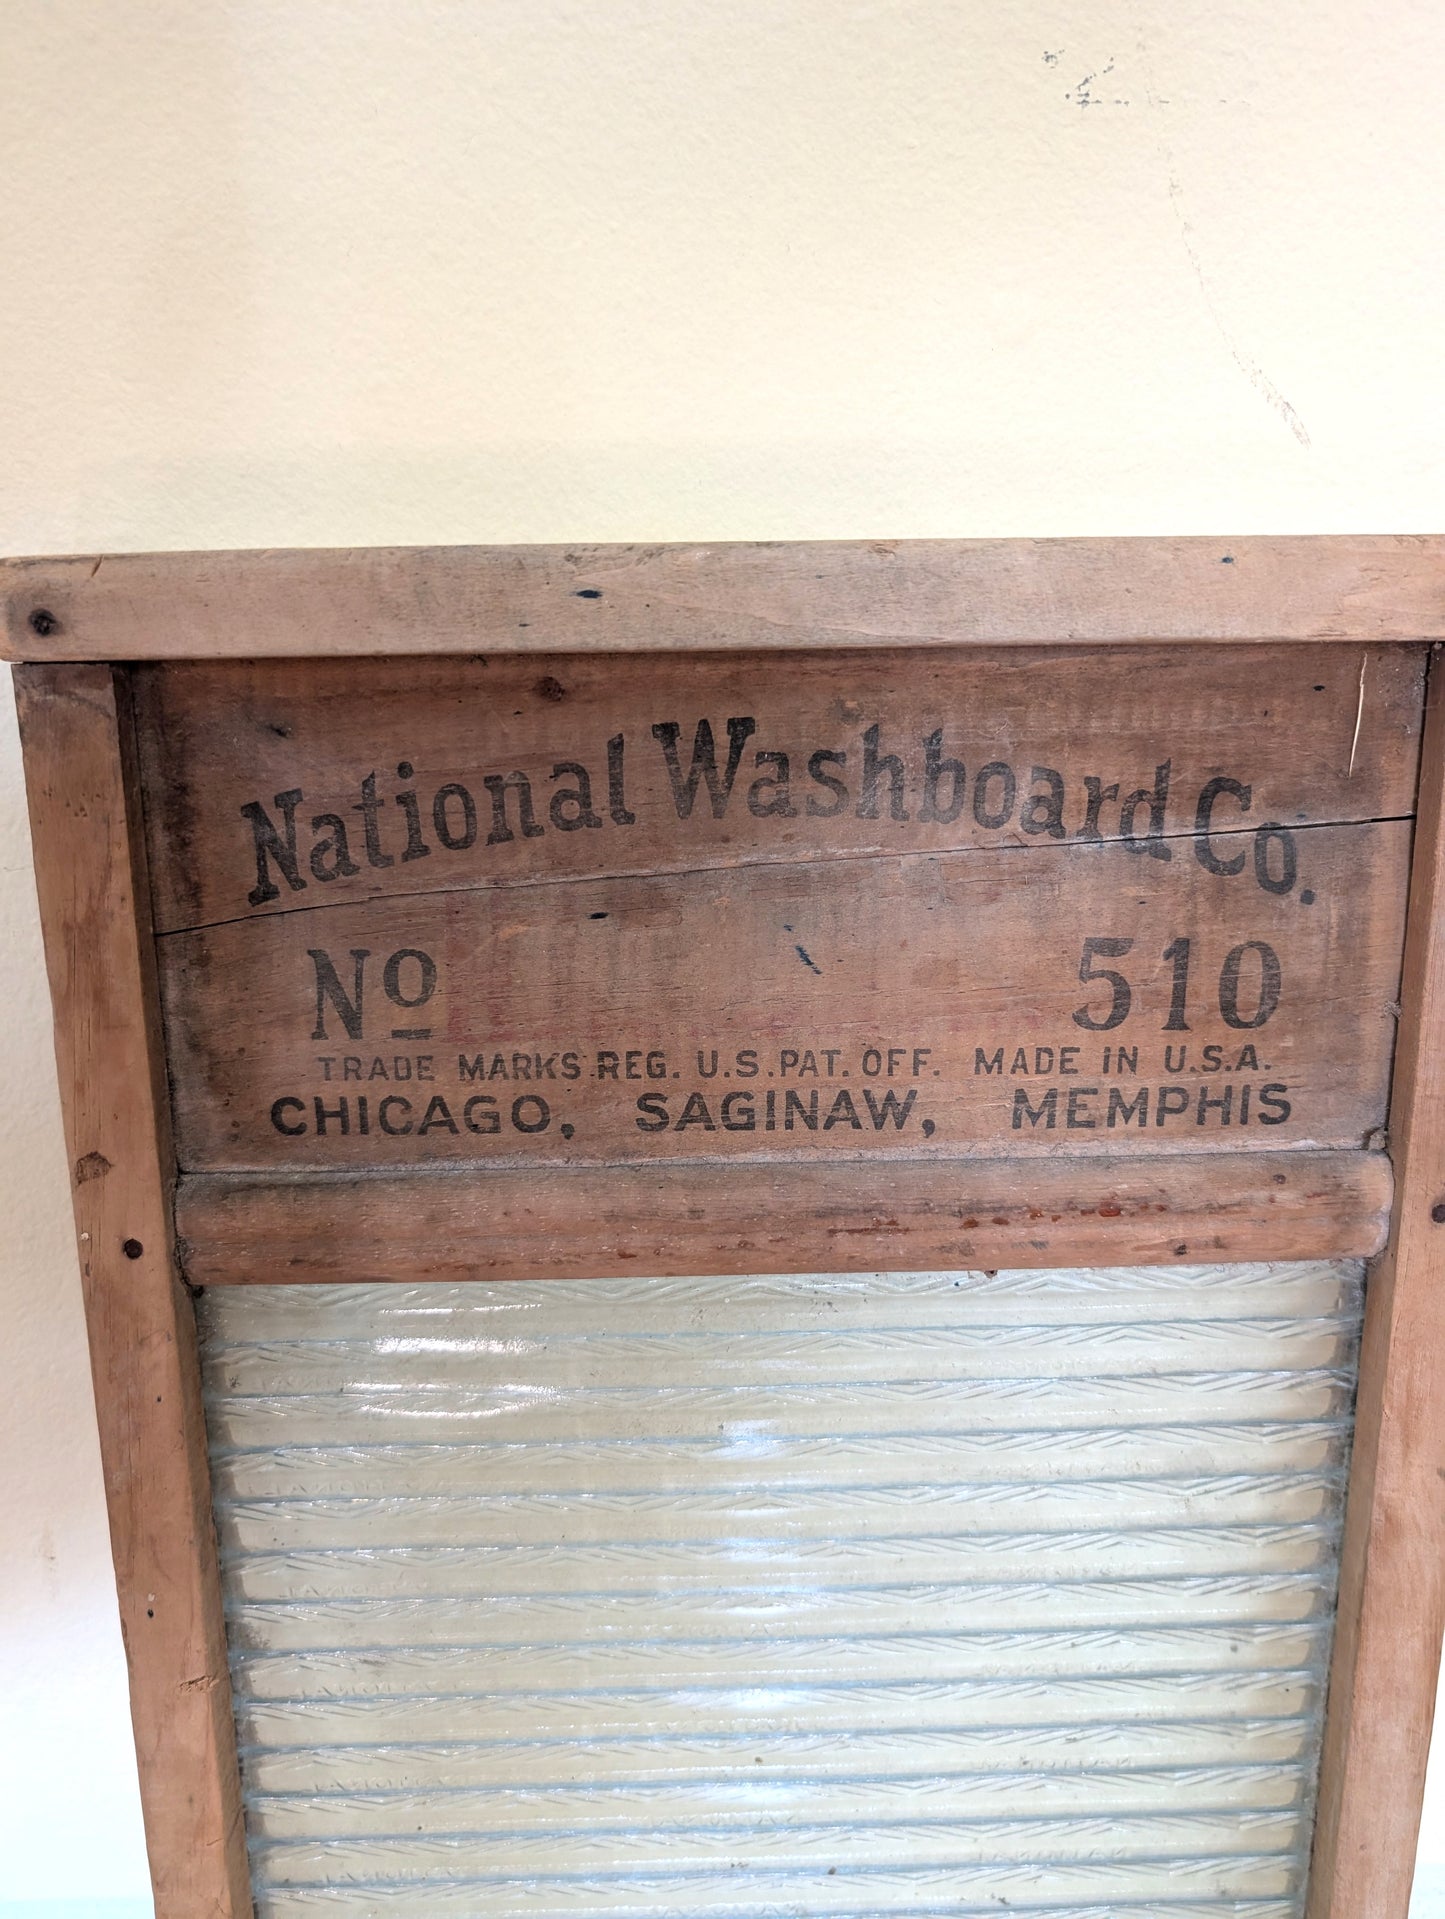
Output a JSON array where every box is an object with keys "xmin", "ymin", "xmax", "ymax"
[{"xmin": 199, "ymin": 1262, "xmax": 1362, "ymax": 1917}]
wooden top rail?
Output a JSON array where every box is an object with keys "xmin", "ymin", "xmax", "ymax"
[{"xmin": 4, "ymin": 535, "xmax": 1444, "ymax": 661}]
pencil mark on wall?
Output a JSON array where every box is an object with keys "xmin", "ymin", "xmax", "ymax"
[{"xmin": 1134, "ymin": 33, "xmax": 1311, "ymax": 448}]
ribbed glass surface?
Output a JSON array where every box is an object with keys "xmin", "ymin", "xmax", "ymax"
[{"xmin": 199, "ymin": 1263, "xmax": 1362, "ymax": 1917}]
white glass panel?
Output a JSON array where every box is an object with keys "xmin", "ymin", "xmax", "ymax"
[{"xmin": 200, "ymin": 1263, "xmax": 1361, "ymax": 1917}]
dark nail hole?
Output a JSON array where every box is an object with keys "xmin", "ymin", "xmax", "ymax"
[
  {"xmin": 589, "ymin": 911, "xmax": 608, "ymax": 920},
  {"xmin": 28, "ymin": 608, "xmax": 59, "ymax": 637},
  {"xmin": 122, "ymin": 1238, "xmax": 144, "ymax": 1259},
  {"xmin": 1431, "ymin": 1203, "xmax": 1445, "ymax": 1224},
  {"xmin": 1174, "ymin": 1243, "xmax": 1188, "ymax": 1255},
  {"xmin": 146, "ymin": 1609, "xmax": 154, "ymax": 1619}
]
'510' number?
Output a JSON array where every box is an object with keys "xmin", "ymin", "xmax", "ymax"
[{"xmin": 1071, "ymin": 936, "xmax": 1281, "ymax": 1033}]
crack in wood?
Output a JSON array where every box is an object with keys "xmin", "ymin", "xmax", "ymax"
[{"xmin": 153, "ymin": 812, "xmax": 1416, "ymax": 942}]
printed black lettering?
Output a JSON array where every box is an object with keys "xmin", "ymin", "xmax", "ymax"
[
  {"xmin": 1011, "ymin": 1087, "xmax": 1058, "ymax": 1130},
  {"xmin": 1219, "ymin": 941, "xmax": 1281, "ymax": 1029},
  {"xmin": 919, "ymin": 731, "xmax": 966, "ymax": 824},
  {"xmin": 1078, "ymin": 777, "xmax": 1119, "ymax": 844},
  {"xmin": 823, "ymin": 1089, "xmax": 862, "ymax": 1129},
  {"xmin": 353, "ymin": 772, "xmax": 394, "ymax": 871},
  {"xmin": 607, "ymin": 733, "xmax": 637, "ymax": 826},
  {"xmin": 1021, "ymin": 765, "xmax": 1066, "ymax": 838},
  {"xmin": 1121, "ymin": 760, "xmax": 1172, "ymax": 862},
  {"xmin": 383, "ymin": 949, "xmax": 436, "ymax": 1013},
  {"xmin": 393, "ymin": 762, "xmax": 431, "ymax": 863},
  {"xmin": 242, "ymin": 788, "xmax": 306, "ymax": 905},
  {"xmin": 856, "ymin": 724, "xmax": 909, "ymax": 821},
  {"xmin": 432, "ymin": 782, "xmax": 478, "ymax": 850},
  {"xmin": 270, "ymin": 1096, "xmax": 306, "ymax": 1136},
  {"xmin": 805, "ymin": 748, "xmax": 849, "ymax": 817},
  {"xmin": 677, "ymin": 1092, "xmax": 717, "ymax": 1130},
  {"xmin": 484, "ymin": 770, "xmax": 545, "ymax": 844},
  {"xmin": 1194, "ymin": 775, "xmax": 1251, "ymax": 875},
  {"xmin": 864, "ymin": 1087, "xmax": 916, "ymax": 1129},
  {"xmin": 549, "ymin": 761, "xmax": 603, "ymax": 832},
  {"xmin": 1253, "ymin": 824, "xmax": 1298, "ymax": 897},
  {"xmin": 972, "ymin": 762, "xmax": 1016, "ymax": 830},
  {"xmin": 652, "ymin": 717, "xmax": 757, "ymax": 818},
  {"xmin": 747, "ymin": 750, "xmax": 797, "ymax": 818},
  {"xmin": 308, "ymin": 812, "xmax": 360, "ymax": 883},
  {"xmin": 1107, "ymin": 1085, "xmax": 1148, "ymax": 1127},
  {"xmin": 309, "ymin": 948, "xmax": 369, "ymax": 1041}
]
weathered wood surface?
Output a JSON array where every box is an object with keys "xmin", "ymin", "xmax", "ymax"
[
  {"xmin": 135, "ymin": 646, "xmax": 1420, "ymax": 1172},
  {"xmin": 175, "ymin": 1148, "xmax": 1392, "ymax": 1286},
  {"xmin": 14, "ymin": 665, "xmax": 251, "ymax": 1917},
  {"xmin": 5, "ymin": 535, "xmax": 1445, "ymax": 662},
  {"xmin": 1308, "ymin": 650, "xmax": 1445, "ymax": 1919},
  {"xmin": 159, "ymin": 815, "xmax": 1410, "ymax": 1171},
  {"xmin": 133, "ymin": 644, "xmax": 1424, "ymax": 934}
]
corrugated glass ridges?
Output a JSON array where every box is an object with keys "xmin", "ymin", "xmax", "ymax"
[{"xmin": 199, "ymin": 1262, "xmax": 1361, "ymax": 1917}]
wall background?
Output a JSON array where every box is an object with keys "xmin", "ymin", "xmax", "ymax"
[{"xmin": 1, "ymin": 2, "xmax": 1441, "ymax": 1911}]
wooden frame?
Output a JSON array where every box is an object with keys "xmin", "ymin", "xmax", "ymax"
[{"xmin": 6, "ymin": 537, "xmax": 1443, "ymax": 1919}]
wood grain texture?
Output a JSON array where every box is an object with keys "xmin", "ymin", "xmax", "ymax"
[
  {"xmin": 158, "ymin": 817, "xmax": 1411, "ymax": 1173},
  {"xmin": 135, "ymin": 645, "xmax": 1418, "ymax": 1174},
  {"xmin": 132, "ymin": 644, "xmax": 1425, "ymax": 935},
  {"xmin": 1307, "ymin": 648, "xmax": 1445, "ymax": 1919},
  {"xmin": 5, "ymin": 535, "xmax": 1445, "ymax": 662},
  {"xmin": 14, "ymin": 664, "xmax": 252, "ymax": 1919},
  {"xmin": 173, "ymin": 1147, "xmax": 1392, "ymax": 1286}
]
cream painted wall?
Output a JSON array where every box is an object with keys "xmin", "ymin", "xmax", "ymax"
[{"xmin": 1, "ymin": 2, "xmax": 1442, "ymax": 1910}]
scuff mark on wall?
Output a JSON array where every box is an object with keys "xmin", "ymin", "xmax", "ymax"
[{"xmin": 1064, "ymin": 55, "xmax": 1130, "ymax": 108}]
